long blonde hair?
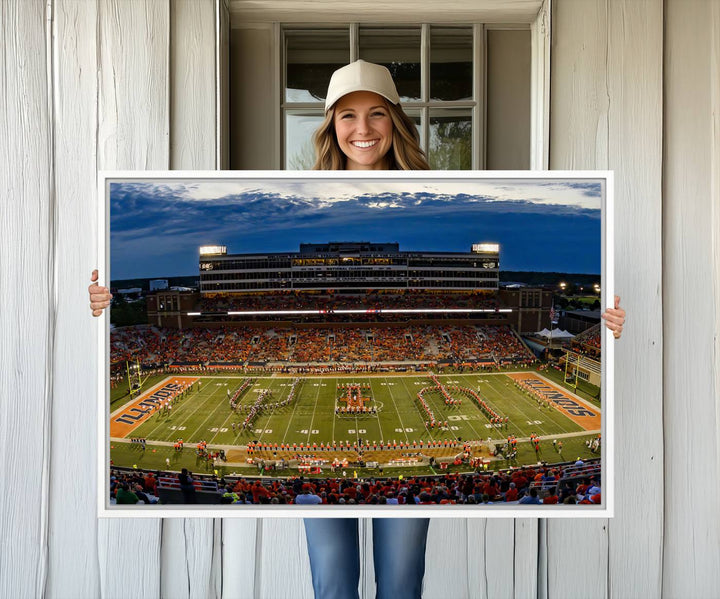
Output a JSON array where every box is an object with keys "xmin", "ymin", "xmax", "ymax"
[{"xmin": 312, "ymin": 100, "xmax": 430, "ymax": 171}]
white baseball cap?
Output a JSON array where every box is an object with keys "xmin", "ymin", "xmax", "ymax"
[{"xmin": 324, "ymin": 60, "xmax": 400, "ymax": 112}]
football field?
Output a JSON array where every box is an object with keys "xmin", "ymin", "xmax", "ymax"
[{"xmin": 110, "ymin": 371, "xmax": 599, "ymax": 449}]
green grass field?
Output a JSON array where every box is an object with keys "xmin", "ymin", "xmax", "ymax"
[{"xmin": 110, "ymin": 371, "xmax": 601, "ymax": 472}]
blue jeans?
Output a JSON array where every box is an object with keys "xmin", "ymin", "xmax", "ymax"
[{"xmin": 303, "ymin": 518, "xmax": 430, "ymax": 599}]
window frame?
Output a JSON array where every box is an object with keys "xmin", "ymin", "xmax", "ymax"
[
  {"xmin": 281, "ymin": 23, "xmax": 488, "ymax": 170},
  {"xmin": 247, "ymin": 2, "xmax": 550, "ymax": 170}
]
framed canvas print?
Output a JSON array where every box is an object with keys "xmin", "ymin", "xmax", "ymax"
[{"xmin": 97, "ymin": 171, "xmax": 614, "ymax": 518}]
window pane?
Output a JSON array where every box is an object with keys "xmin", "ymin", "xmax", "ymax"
[
  {"xmin": 286, "ymin": 30, "xmax": 349, "ymax": 103},
  {"xmin": 430, "ymin": 27, "xmax": 473, "ymax": 101},
  {"xmin": 429, "ymin": 109, "xmax": 472, "ymax": 170},
  {"xmin": 359, "ymin": 28, "xmax": 421, "ymax": 102},
  {"xmin": 285, "ymin": 112, "xmax": 324, "ymax": 169},
  {"xmin": 486, "ymin": 30, "xmax": 530, "ymax": 169},
  {"xmin": 402, "ymin": 109, "xmax": 423, "ymax": 148}
]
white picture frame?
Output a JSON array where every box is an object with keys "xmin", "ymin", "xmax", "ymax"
[{"xmin": 97, "ymin": 170, "xmax": 614, "ymax": 518}]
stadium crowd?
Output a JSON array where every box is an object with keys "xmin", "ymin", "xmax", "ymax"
[
  {"xmin": 570, "ymin": 323, "xmax": 602, "ymax": 359},
  {"xmin": 109, "ymin": 458, "xmax": 601, "ymax": 506},
  {"xmin": 111, "ymin": 324, "xmax": 535, "ymax": 373}
]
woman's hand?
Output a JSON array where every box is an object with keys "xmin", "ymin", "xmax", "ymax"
[
  {"xmin": 89, "ymin": 269, "xmax": 112, "ymax": 317},
  {"xmin": 601, "ymin": 295, "xmax": 625, "ymax": 339}
]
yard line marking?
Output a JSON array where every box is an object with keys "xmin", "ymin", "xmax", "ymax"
[
  {"xmin": 140, "ymin": 377, "xmax": 225, "ymax": 440},
  {"xmin": 397, "ymin": 376, "xmax": 435, "ymax": 441},
  {"xmin": 481, "ymin": 375, "xmax": 551, "ymax": 437},
  {"xmin": 263, "ymin": 379, "xmax": 295, "ymax": 442},
  {"xmin": 210, "ymin": 378, "xmax": 281, "ymax": 444},
  {"xmin": 171, "ymin": 378, "xmax": 234, "ymax": 431},
  {"xmin": 138, "ymin": 377, "xmax": 225, "ymax": 442},
  {"xmin": 281, "ymin": 379, "xmax": 303, "ymax": 445},
  {"xmin": 184, "ymin": 380, "xmax": 239, "ymax": 442},
  {"xmin": 331, "ymin": 377, "xmax": 338, "ymax": 443},
  {"xmin": 429, "ymin": 387, "xmax": 485, "ymax": 441},
  {"xmin": 371, "ymin": 379, "xmax": 385, "ymax": 442},
  {"xmin": 384, "ymin": 377, "xmax": 410, "ymax": 443},
  {"xmin": 306, "ymin": 379, "xmax": 322, "ymax": 444},
  {"xmin": 455, "ymin": 370, "xmax": 515, "ymax": 429},
  {"xmin": 209, "ymin": 378, "xmax": 261, "ymax": 443},
  {"xmin": 250, "ymin": 378, "xmax": 291, "ymax": 443},
  {"xmin": 208, "ymin": 381, "xmax": 248, "ymax": 444},
  {"xmin": 485, "ymin": 375, "xmax": 577, "ymax": 437}
]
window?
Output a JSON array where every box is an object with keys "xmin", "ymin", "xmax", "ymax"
[
  {"xmin": 282, "ymin": 25, "xmax": 527, "ymax": 170},
  {"xmin": 229, "ymin": 18, "xmax": 539, "ymax": 170}
]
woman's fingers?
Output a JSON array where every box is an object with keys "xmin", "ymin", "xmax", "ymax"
[
  {"xmin": 89, "ymin": 289, "xmax": 112, "ymax": 303},
  {"xmin": 90, "ymin": 299, "xmax": 111, "ymax": 309},
  {"xmin": 602, "ymin": 310, "xmax": 624, "ymax": 326},
  {"xmin": 601, "ymin": 297, "xmax": 625, "ymax": 339},
  {"xmin": 89, "ymin": 270, "xmax": 112, "ymax": 316}
]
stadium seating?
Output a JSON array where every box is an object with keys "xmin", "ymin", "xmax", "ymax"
[
  {"xmin": 111, "ymin": 323, "xmax": 535, "ymax": 373},
  {"xmin": 109, "ymin": 458, "xmax": 601, "ymax": 506},
  {"xmin": 571, "ymin": 323, "xmax": 602, "ymax": 358}
]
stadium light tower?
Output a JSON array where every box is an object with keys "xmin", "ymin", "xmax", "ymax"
[{"xmin": 125, "ymin": 358, "xmax": 149, "ymax": 398}]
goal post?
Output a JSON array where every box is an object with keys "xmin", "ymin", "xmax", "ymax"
[
  {"xmin": 563, "ymin": 349, "xmax": 580, "ymax": 389},
  {"xmin": 125, "ymin": 358, "xmax": 150, "ymax": 398},
  {"xmin": 562, "ymin": 349, "xmax": 601, "ymax": 389}
]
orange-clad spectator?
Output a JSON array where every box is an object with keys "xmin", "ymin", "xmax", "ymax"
[
  {"xmin": 143, "ymin": 472, "xmax": 157, "ymax": 495},
  {"xmin": 251, "ymin": 481, "xmax": 271, "ymax": 503}
]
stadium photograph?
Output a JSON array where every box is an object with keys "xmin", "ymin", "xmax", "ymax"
[{"xmin": 104, "ymin": 173, "xmax": 608, "ymax": 512}]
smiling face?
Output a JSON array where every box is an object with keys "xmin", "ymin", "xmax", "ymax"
[{"xmin": 332, "ymin": 91, "xmax": 394, "ymax": 170}]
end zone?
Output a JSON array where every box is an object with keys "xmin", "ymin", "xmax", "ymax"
[
  {"xmin": 507, "ymin": 372, "xmax": 601, "ymax": 430},
  {"xmin": 109, "ymin": 376, "xmax": 199, "ymax": 438}
]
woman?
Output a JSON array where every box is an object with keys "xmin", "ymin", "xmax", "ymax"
[
  {"xmin": 297, "ymin": 59, "xmax": 625, "ymax": 599},
  {"xmin": 89, "ymin": 60, "xmax": 626, "ymax": 599},
  {"xmin": 302, "ymin": 60, "xmax": 433, "ymax": 599},
  {"xmin": 312, "ymin": 60, "xmax": 428, "ymax": 172}
]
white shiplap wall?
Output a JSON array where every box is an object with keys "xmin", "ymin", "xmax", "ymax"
[
  {"xmin": 165, "ymin": 2, "xmax": 222, "ymax": 598},
  {"xmin": 48, "ymin": 1, "xmax": 101, "ymax": 596},
  {"xmin": 2, "ymin": 1, "xmax": 719, "ymax": 597},
  {"xmin": 663, "ymin": 1, "xmax": 720, "ymax": 597},
  {"xmin": 0, "ymin": 2, "xmax": 53, "ymax": 599},
  {"xmin": 549, "ymin": 2, "xmax": 664, "ymax": 598},
  {"xmin": 96, "ymin": 1, "xmax": 168, "ymax": 597}
]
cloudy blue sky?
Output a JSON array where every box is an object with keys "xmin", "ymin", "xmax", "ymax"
[{"xmin": 109, "ymin": 177, "xmax": 603, "ymax": 280}]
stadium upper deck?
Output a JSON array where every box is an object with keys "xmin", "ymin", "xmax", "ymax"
[{"xmin": 198, "ymin": 241, "xmax": 500, "ymax": 294}]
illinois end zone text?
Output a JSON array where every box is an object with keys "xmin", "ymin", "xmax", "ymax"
[
  {"xmin": 110, "ymin": 376, "xmax": 198, "ymax": 437},
  {"xmin": 506, "ymin": 373, "xmax": 601, "ymax": 430}
]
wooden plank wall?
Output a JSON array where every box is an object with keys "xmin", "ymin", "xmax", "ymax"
[
  {"xmin": 1, "ymin": 0, "xmax": 718, "ymax": 597},
  {"xmin": 663, "ymin": 1, "xmax": 720, "ymax": 597},
  {"xmin": 549, "ymin": 2, "xmax": 664, "ymax": 598},
  {"xmin": 48, "ymin": 1, "xmax": 101, "ymax": 597},
  {"xmin": 0, "ymin": 2, "xmax": 53, "ymax": 599}
]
